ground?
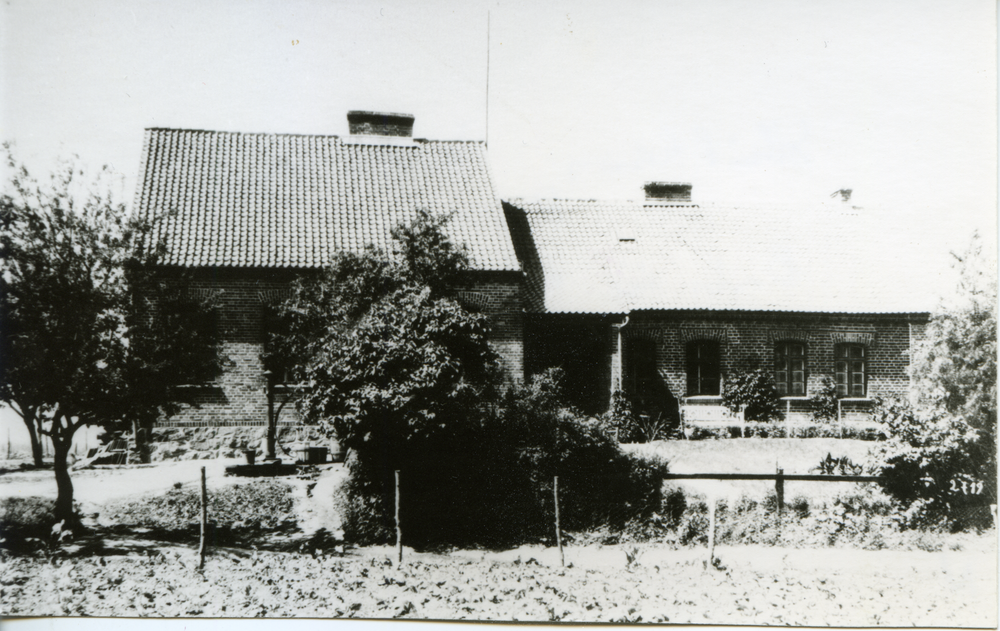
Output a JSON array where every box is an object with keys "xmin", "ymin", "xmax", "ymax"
[
  {"xmin": 2, "ymin": 539, "xmax": 995, "ymax": 624},
  {"xmin": 1, "ymin": 440, "xmax": 997, "ymax": 624}
]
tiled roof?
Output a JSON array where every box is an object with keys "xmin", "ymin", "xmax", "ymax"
[
  {"xmin": 504, "ymin": 199, "xmax": 933, "ymax": 315},
  {"xmin": 134, "ymin": 128, "xmax": 520, "ymax": 271}
]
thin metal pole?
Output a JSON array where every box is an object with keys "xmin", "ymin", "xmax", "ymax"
[
  {"xmin": 485, "ymin": 10, "xmax": 490, "ymax": 147},
  {"xmin": 198, "ymin": 466, "xmax": 207, "ymax": 570},
  {"xmin": 395, "ymin": 470, "xmax": 403, "ymax": 565},
  {"xmin": 554, "ymin": 476, "xmax": 564, "ymax": 567}
]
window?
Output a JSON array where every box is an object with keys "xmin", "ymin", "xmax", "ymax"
[
  {"xmin": 165, "ymin": 297, "xmax": 221, "ymax": 385},
  {"xmin": 835, "ymin": 344, "xmax": 866, "ymax": 397},
  {"xmin": 775, "ymin": 342, "xmax": 806, "ymax": 396},
  {"xmin": 624, "ymin": 338, "xmax": 658, "ymax": 398},
  {"xmin": 686, "ymin": 340, "xmax": 721, "ymax": 396},
  {"xmin": 262, "ymin": 305, "xmax": 294, "ymax": 385}
]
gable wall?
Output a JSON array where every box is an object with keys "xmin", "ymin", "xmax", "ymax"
[{"xmin": 157, "ymin": 268, "xmax": 523, "ymax": 428}]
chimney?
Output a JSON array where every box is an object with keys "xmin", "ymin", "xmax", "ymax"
[
  {"xmin": 644, "ymin": 181, "xmax": 692, "ymax": 203},
  {"xmin": 347, "ymin": 111, "xmax": 415, "ymax": 137},
  {"xmin": 831, "ymin": 188, "xmax": 853, "ymax": 202}
]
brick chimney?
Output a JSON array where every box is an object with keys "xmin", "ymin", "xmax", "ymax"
[
  {"xmin": 644, "ymin": 182, "xmax": 692, "ymax": 203},
  {"xmin": 347, "ymin": 111, "xmax": 415, "ymax": 137}
]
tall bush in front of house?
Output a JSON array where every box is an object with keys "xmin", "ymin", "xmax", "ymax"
[
  {"xmin": 872, "ymin": 233, "xmax": 996, "ymax": 530},
  {"xmin": 279, "ymin": 214, "xmax": 665, "ymax": 547},
  {"xmin": 722, "ymin": 368, "xmax": 782, "ymax": 422},
  {"xmin": 809, "ymin": 375, "xmax": 840, "ymax": 424}
]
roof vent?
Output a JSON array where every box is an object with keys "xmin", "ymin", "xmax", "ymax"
[
  {"xmin": 644, "ymin": 181, "xmax": 692, "ymax": 203},
  {"xmin": 347, "ymin": 111, "xmax": 415, "ymax": 137}
]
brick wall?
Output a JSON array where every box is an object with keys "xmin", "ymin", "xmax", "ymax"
[
  {"xmin": 527, "ymin": 310, "xmax": 928, "ymax": 415},
  {"xmin": 456, "ymin": 271, "xmax": 525, "ymax": 382},
  {"xmin": 622, "ymin": 311, "xmax": 927, "ymax": 403},
  {"xmin": 158, "ymin": 267, "xmax": 523, "ymax": 427}
]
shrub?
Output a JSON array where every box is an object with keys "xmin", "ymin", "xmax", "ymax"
[
  {"xmin": 813, "ymin": 452, "xmax": 863, "ymax": 475},
  {"xmin": 871, "ymin": 397, "xmax": 994, "ymax": 530},
  {"xmin": 599, "ymin": 391, "xmax": 642, "ymax": 443},
  {"xmin": 808, "ymin": 375, "xmax": 839, "ymax": 423},
  {"xmin": 339, "ymin": 370, "xmax": 667, "ymax": 548},
  {"xmin": 722, "ymin": 369, "xmax": 782, "ymax": 422},
  {"xmin": 0, "ymin": 496, "xmax": 59, "ymax": 552}
]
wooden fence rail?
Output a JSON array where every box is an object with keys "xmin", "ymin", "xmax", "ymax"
[
  {"xmin": 662, "ymin": 472, "xmax": 885, "ymax": 513},
  {"xmin": 664, "ymin": 471, "xmax": 886, "ymax": 566}
]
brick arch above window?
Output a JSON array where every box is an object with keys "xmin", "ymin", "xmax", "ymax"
[
  {"xmin": 257, "ymin": 288, "xmax": 293, "ymax": 305},
  {"xmin": 767, "ymin": 329, "xmax": 813, "ymax": 344},
  {"xmin": 830, "ymin": 331, "xmax": 876, "ymax": 347},
  {"xmin": 455, "ymin": 291, "xmax": 491, "ymax": 312},
  {"xmin": 622, "ymin": 327, "xmax": 663, "ymax": 343},
  {"xmin": 679, "ymin": 327, "xmax": 728, "ymax": 344}
]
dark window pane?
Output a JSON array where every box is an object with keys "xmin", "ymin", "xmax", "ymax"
[{"xmin": 687, "ymin": 341, "xmax": 720, "ymax": 396}]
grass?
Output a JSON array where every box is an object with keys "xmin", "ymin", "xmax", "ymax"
[{"xmin": 624, "ymin": 438, "xmax": 877, "ymax": 474}]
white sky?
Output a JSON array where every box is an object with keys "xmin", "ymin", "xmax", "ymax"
[{"xmin": 1, "ymin": 0, "xmax": 997, "ymax": 292}]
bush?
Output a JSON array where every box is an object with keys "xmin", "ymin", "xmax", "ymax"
[
  {"xmin": 813, "ymin": 452, "xmax": 863, "ymax": 475},
  {"xmin": 808, "ymin": 375, "xmax": 839, "ymax": 423},
  {"xmin": 722, "ymin": 369, "xmax": 782, "ymax": 422},
  {"xmin": 871, "ymin": 397, "xmax": 995, "ymax": 530},
  {"xmin": 599, "ymin": 391, "xmax": 642, "ymax": 443},
  {"xmin": 339, "ymin": 369, "xmax": 667, "ymax": 548},
  {"xmin": 0, "ymin": 497, "xmax": 59, "ymax": 552}
]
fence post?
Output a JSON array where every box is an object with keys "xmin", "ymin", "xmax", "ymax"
[
  {"xmin": 775, "ymin": 466, "xmax": 784, "ymax": 514},
  {"xmin": 198, "ymin": 466, "xmax": 207, "ymax": 570},
  {"xmin": 839, "ymin": 399, "xmax": 845, "ymax": 438},
  {"xmin": 554, "ymin": 476, "xmax": 564, "ymax": 567},
  {"xmin": 707, "ymin": 498, "xmax": 717, "ymax": 568},
  {"xmin": 395, "ymin": 470, "xmax": 403, "ymax": 565}
]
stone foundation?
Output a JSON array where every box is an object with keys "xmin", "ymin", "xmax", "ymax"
[{"xmin": 149, "ymin": 425, "xmax": 336, "ymax": 462}]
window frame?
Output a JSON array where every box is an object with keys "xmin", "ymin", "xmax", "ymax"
[
  {"xmin": 261, "ymin": 303, "xmax": 294, "ymax": 386},
  {"xmin": 686, "ymin": 340, "xmax": 721, "ymax": 397},
  {"xmin": 774, "ymin": 341, "xmax": 807, "ymax": 397},
  {"xmin": 834, "ymin": 343, "xmax": 867, "ymax": 398}
]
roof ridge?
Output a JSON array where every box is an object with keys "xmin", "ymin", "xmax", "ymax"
[{"xmin": 144, "ymin": 127, "xmax": 485, "ymax": 145}]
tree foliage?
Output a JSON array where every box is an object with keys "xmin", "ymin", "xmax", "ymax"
[
  {"xmin": 910, "ymin": 232, "xmax": 997, "ymax": 436},
  {"xmin": 0, "ymin": 146, "xmax": 222, "ymax": 523},
  {"xmin": 277, "ymin": 214, "xmax": 663, "ymax": 547},
  {"xmin": 276, "ymin": 210, "xmax": 498, "ymax": 464},
  {"xmin": 874, "ymin": 233, "xmax": 997, "ymax": 529}
]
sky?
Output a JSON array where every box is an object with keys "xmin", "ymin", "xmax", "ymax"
[{"xmin": 1, "ymin": 0, "xmax": 996, "ymax": 291}]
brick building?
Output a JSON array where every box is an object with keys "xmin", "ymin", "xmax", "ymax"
[
  {"xmin": 504, "ymin": 183, "xmax": 931, "ymax": 426},
  {"xmin": 136, "ymin": 116, "xmax": 930, "ymax": 454},
  {"xmin": 134, "ymin": 112, "xmax": 522, "ymax": 455}
]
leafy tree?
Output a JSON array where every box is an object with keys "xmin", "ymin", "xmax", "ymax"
[
  {"xmin": 910, "ymin": 232, "xmax": 996, "ymax": 440},
  {"xmin": 278, "ymin": 215, "xmax": 664, "ymax": 546},
  {"xmin": 277, "ymin": 210, "xmax": 498, "ymax": 463},
  {"xmin": 874, "ymin": 233, "xmax": 997, "ymax": 528},
  {"xmin": 0, "ymin": 147, "xmax": 222, "ymax": 525}
]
